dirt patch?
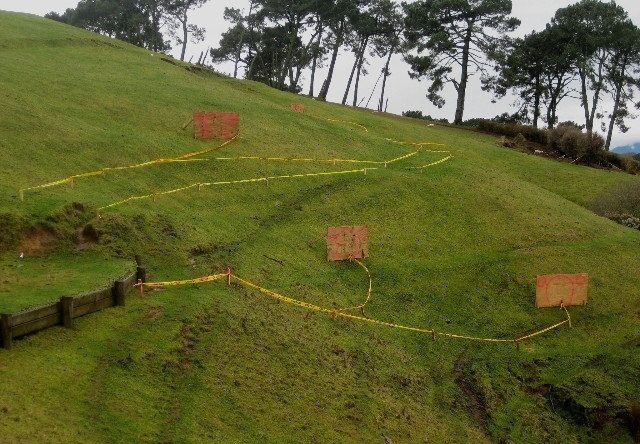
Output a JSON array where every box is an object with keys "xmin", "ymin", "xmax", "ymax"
[
  {"xmin": 146, "ymin": 305, "xmax": 164, "ymax": 321},
  {"xmin": 75, "ymin": 224, "xmax": 99, "ymax": 250},
  {"xmin": 19, "ymin": 226, "xmax": 57, "ymax": 254},
  {"xmin": 453, "ymin": 355, "xmax": 489, "ymax": 433}
]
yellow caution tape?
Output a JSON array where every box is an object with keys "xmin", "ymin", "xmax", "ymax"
[
  {"xmin": 20, "ymin": 137, "xmax": 236, "ymax": 194},
  {"xmin": 414, "ymin": 155, "xmax": 454, "ymax": 169},
  {"xmin": 229, "ymin": 272, "xmax": 571, "ymax": 345},
  {"xmin": 141, "ymin": 273, "xmax": 228, "ymax": 288},
  {"xmin": 335, "ymin": 259, "xmax": 373, "ymax": 313},
  {"xmin": 325, "ymin": 118, "xmax": 369, "ymax": 132},
  {"xmin": 178, "ymin": 136, "xmax": 237, "ymax": 159},
  {"xmin": 98, "ymin": 167, "xmax": 377, "ymax": 210},
  {"xmin": 137, "ymin": 263, "xmax": 573, "ymax": 346}
]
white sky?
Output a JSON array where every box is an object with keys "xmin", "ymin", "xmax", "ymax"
[{"xmin": 2, "ymin": 0, "xmax": 639, "ymax": 147}]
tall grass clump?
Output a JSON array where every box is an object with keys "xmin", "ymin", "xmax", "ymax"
[{"xmin": 590, "ymin": 182, "xmax": 640, "ymax": 230}]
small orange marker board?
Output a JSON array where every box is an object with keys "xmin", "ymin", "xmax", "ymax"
[
  {"xmin": 290, "ymin": 103, "xmax": 304, "ymax": 112},
  {"xmin": 193, "ymin": 111, "xmax": 239, "ymax": 140},
  {"xmin": 535, "ymin": 273, "xmax": 588, "ymax": 308},
  {"xmin": 327, "ymin": 226, "xmax": 369, "ymax": 261}
]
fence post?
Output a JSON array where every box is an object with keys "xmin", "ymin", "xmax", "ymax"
[
  {"xmin": 136, "ymin": 266, "xmax": 146, "ymax": 283},
  {"xmin": 113, "ymin": 280, "xmax": 126, "ymax": 307},
  {"xmin": 61, "ymin": 297, "xmax": 74, "ymax": 329},
  {"xmin": 1, "ymin": 314, "xmax": 12, "ymax": 350}
]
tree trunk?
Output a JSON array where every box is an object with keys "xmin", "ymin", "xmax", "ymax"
[
  {"xmin": 579, "ymin": 68, "xmax": 592, "ymax": 132},
  {"xmin": 318, "ymin": 20, "xmax": 344, "ymax": 101},
  {"xmin": 246, "ymin": 34, "xmax": 265, "ymax": 80},
  {"xmin": 547, "ymin": 98, "xmax": 556, "ymax": 129},
  {"xmin": 532, "ymin": 74, "xmax": 541, "ymax": 128},
  {"xmin": 279, "ymin": 21, "xmax": 299, "ymax": 89},
  {"xmin": 180, "ymin": 10, "xmax": 188, "ymax": 61},
  {"xmin": 234, "ymin": 0, "xmax": 254, "ymax": 78},
  {"xmin": 352, "ymin": 37, "xmax": 368, "ymax": 107},
  {"xmin": 308, "ymin": 23, "xmax": 324, "ymax": 97},
  {"xmin": 606, "ymin": 73, "xmax": 625, "ymax": 151},
  {"xmin": 342, "ymin": 40, "xmax": 363, "ymax": 105},
  {"xmin": 454, "ymin": 26, "xmax": 473, "ymax": 124},
  {"xmin": 588, "ymin": 56, "xmax": 606, "ymax": 134},
  {"xmin": 378, "ymin": 46, "xmax": 394, "ymax": 112}
]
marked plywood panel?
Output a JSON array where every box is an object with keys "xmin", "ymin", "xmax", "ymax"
[
  {"xmin": 193, "ymin": 111, "xmax": 239, "ymax": 140},
  {"xmin": 327, "ymin": 226, "xmax": 369, "ymax": 261},
  {"xmin": 536, "ymin": 273, "xmax": 589, "ymax": 308},
  {"xmin": 290, "ymin": 103, "xmax": 305, "ymax": 112}
]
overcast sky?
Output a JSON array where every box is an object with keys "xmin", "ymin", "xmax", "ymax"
[{"xmin": 2, "ymin": 0, "xmax": 639, "ymax": 147}]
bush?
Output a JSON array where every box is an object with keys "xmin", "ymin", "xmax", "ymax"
[
  {"xmin": 547, "ymin": 124, "xmax": 605, "ymax": 161},
  {"xmin": 0, "ymin": 213, "xmax": 29, "ymax": 251},
  {"xmin": 476, "ymin": 120, "xmax": 548, "ymax": 145},
  {"xmin": 402, "ymin": 110, "xmax": 449, "ymax": 124},
  {"xmin": 590, "ymin": 182, "xmax": 640, "ymax": 219},
  {"xmin": 402, "ymin": 110, "xmax": 425, "ymax": 119},
  {"xmin": 479, "ymin": 120, "xmax": 639, "ymax": 174}
]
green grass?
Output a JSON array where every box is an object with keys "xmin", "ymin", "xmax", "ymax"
[
  {"xmin": 1, "ymin": 10, "xmax": 640, "ymax": 443},
  {"xmin": 0, "ymin": 251, "xmax": 132, "ymax": 312}
]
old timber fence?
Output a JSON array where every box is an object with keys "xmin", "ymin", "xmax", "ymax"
[{"xmin": 0, "ymin": 265, "xmax": 146, "ymax": 350}]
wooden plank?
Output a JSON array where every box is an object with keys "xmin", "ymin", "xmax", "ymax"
[
  {"xmin": 1, "ymin": 314, "xmax": 12, "ymax": 349},
  {"xmin": 11, "ymin": 302, "xmax": 59, "ymax": 327},
  {"xmin": 73, "ymin": 287, "xmax": 112, "ymax": 307},
  {"xmin": 61, "ymin": 297, "xmax": 74, "ymax": 328},
  {"xmin": 113, "ymin": 280, "xmax": 126, "ymax": 307},
  {"xmin": 12, "ymin": 312, "xmax": 61, "ymax": 338},
  {"xmin": 73, "ymin": 296, "xmax": 114, "ymax": 318}
]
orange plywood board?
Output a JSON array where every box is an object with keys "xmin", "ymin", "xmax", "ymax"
[
  {"xmin": 193, "ymin": 111, "xmax": 239, "ymax": 140},
  {"xmin": 327, "ymin": 226, "xmax": 369, "ymax": 261},
  {"xmin": 535, "ymin": 273, "xmax": 589, "ymax": 308}
]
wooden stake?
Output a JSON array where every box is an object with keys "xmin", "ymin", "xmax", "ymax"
[{"xmin": 227, "ymin": 267, "xmax": 232, "ymax": 286}]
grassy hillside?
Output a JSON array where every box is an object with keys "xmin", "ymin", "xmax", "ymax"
[{"xmin": 1, "ymin": 11, "xmax": 640, "ymax": 443}]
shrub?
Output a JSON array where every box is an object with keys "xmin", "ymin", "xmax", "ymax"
[
  {"xmin": 476, "ymin": 120, "xmax": 548, "ymax": 145},
  {"xmin": 547, "ymin": 124, "xmax": 606, "ymax": 164},
  {"xmin": 402, "ymin": 110, "xmax": 425, "ymax": 119},
  {"xmin": 402, "ymin": 111, "xmax": 449, "ymax": 124},
  {"xmin": 0, "ymin": 213, "xmax": 29, "ymax": 251},
  {"xmin": 590, "ymin": 182, "xmax": 640, "ymax": 219}
]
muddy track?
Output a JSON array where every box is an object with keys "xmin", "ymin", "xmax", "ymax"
[{"xmin": 453, "ymin": 354, "xmax": 489, "ymax": 436}]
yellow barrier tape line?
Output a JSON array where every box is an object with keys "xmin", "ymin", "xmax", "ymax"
[
  {"xmin": 231, "ymin": 274, "xmax": 436, "ymax": 334},
  {"xmin": 414, "ymin": 155, "xmax": 454, "ymax": 169},
  {"xmin": 98, "ymin": 167, "xmax": 376, "ymax": 210},
  {"xmin": 384, "ymin": 138, "xmax": 446, "ymax": 147},
  {"xmin": 20, "ymin": 138, "xmax": 236, "ymax": 194},
  {"xmin": 143, "ymin": 273, "xmax": 228, "ymax": 288},
  {"xmin": 516, "ymin": 320, "xmax": 570, "ymax": 342},
  {"xmin": 178, "ymin": 135, "xmax": 237, "ymax": 159},
  {"xmin": 335, "ymin": 259, "xmax": 373, "ymax": 313},
  {"xmin": 211, "ymin": 149, "xmax": 421, "ymax": 167},
  {"xmin": 325, "ymin": 118, "xmax": 369, "ymax": 132},
  {"xmin": 229, "ymin": 273, "xmax": 571, "ymax": 345},
  {"xmin": 212, "ymin": 155, "xmax": 381, "ymax": 165}
]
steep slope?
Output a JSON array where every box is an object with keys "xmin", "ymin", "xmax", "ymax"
[{"xmin": 1, "ymin": 11, "xmax": 639, "ymax": 443}]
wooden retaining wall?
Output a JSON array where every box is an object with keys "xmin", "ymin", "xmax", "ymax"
[{"xmin": 0, "ymin": 266, "xmax": 146, "ymax": 350}]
